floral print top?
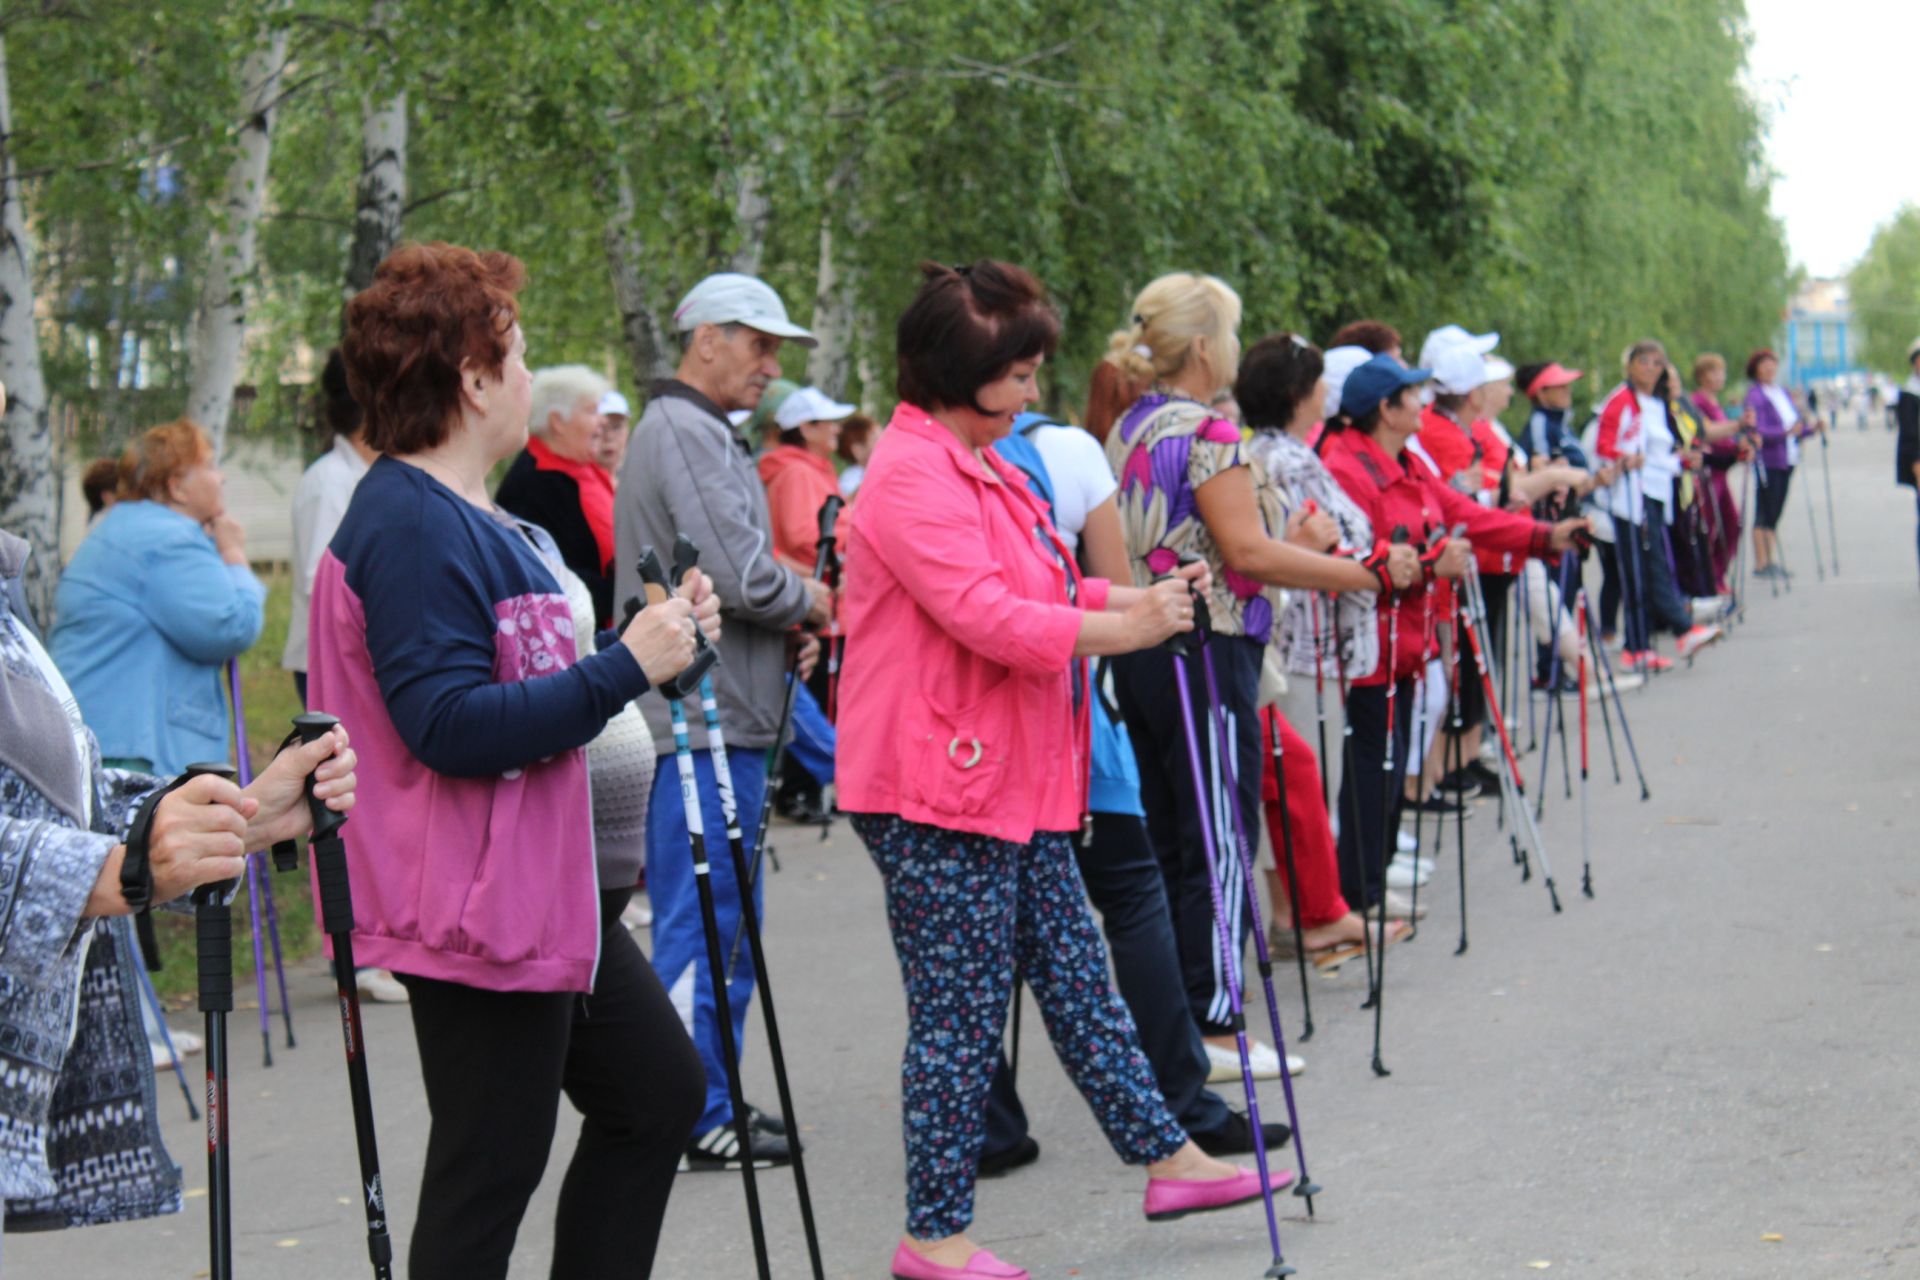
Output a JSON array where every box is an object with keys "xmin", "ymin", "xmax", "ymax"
[{"xmin": 1106, "ymin": 393, "xmax": 1284, "ymax": 642}]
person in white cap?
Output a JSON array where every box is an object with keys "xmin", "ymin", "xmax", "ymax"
[
  {"xmin": 596, "ymin": 388, "xmax": 631, "ymax": 476},
  {"xmin": 614, "ymin": 272, "xmax": 830, "ymax": 1172},
  {"xmin": 760, "ymin": 386, "xmax": 856, "ymax": 571},
  {"xmin": 496, "ymin": 364, "xmax": 618, "ymax": 626}
]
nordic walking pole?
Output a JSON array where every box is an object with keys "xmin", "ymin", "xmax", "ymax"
[
  {"xmin": 1330, "ymin": 619, "xmax": 1377, "ymax": 1000},
  {"xmin": 1309, "ymin": 593, "xmax": 1331, "ymax": 810},
  {"xmin": 1464, "ymin": 567, "xmax": 1561, "ymax": 912},
  {"xmin": 1577, "ymin": 588, "xmax": 1594, "ymax": 898},
  {"xmin": 270, "ymin": 714, "xmax": 393, "ymax": 1279},
  {"xmin": 1264, "ymin": 710, "xmax": 1315, "ymax": 1044},
  {"xmin": 1196, "ymin": 638, "xmax": 1321, "ymax": 1212},
  {"xmin": 725, "ymin": 495, "xmax": 843, "ymax": 983},
  {"xmin": 1361, "ymin": 530, "xmax": 1408, "ymax": 1078},
  {"xmin": 1818, "ymin": 424, "xmax": 1840, "ymax": 575},
  {"xmin": 1579, "ymin": 589, "xmax": 1651, "ymax": 801},
  {"xmin": 1583, "ymin": 586, "xmax": 1623, "ymax": 786},
  {"xmin": 228, "ymin": 658, "xmax": 294, "ymax": 1065},
  {"xmin": 1446, "ymin": 611, "xmax": 1470, "ymax": 957},
  {"xmin": 1163, "ymin": 586, "xmax": 1294, "ymax": 1278},
  {"xmin": 1532, "ymin": 557, "xmax": 1574, "ymax": 824},
  {"xmin": 1801, "ymin": 452, "xmax": 1826, "ymax": 582},
  {"xmin": 667, "ymin": 537, "xmax": 826, "ymax": 1280},
  {"xmin": 185, "ymin": 762, "xmax": 241, "ymax": 1280},
  {"xmin": 634, "ymin": 549, "xmax": 770, "ymax": 1280}
]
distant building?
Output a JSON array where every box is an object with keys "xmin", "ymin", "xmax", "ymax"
[{"xmin": 1778, "ymin": 278, "xmax": 1859, "ymax": 386}]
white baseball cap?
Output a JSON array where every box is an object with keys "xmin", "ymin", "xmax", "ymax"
[
  {"xmin": 1320, "ymin": 345, "xmax": 1374, "ymax": 419},
  {"xmin": 1431, "ymin": 345, "xmax": 1492, "ymax": 395},
  {"xmin": 775, "ymin": 386, "xmax": 856, "ymax": 431},
  {"xmin": 672, "ymin": 273, "xmax": 817, "ymax": 348},
  {"xmin": 597, "ymin": 390, "xmax": 631, "ymax": 418},
  {"xmin": 1483, "ymin": 355, "xmax": 1515, "ymax": 383},
  {"xmin": 1418, "ymin": 324, "xmax": 1500, "ymax": 369}
]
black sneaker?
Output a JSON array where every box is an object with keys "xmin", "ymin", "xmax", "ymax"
[
  {"xmin": 747, "ymin": 1103, "xmax": 788, "ymax": 1138},
  {"xmin": 977, "ymin": 1136, "xmax": 1040, "ymax": 1178},
  {"xmin": 682, "ymin": 1122, "xmax": 793, "ymax": 1172},
  {"xmin": 1465, "ymin": 760, "xmax": 1502, "ymax": 789},
  {"xmin": 1191, "ymin": 1110, "xmax": 1292, "ymax": 1157},
  {"xmin": 1434, "ymin": 768, "xmax": 1489, "ymax": 797},
  {"xmin": 1414, "ymin": 792, "xmax": 1466, "ymax": 815}
]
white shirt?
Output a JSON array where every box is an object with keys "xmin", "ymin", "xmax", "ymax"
[
  {"xmin": 282, "ymin": 435, "xmax": 373, "ymax": 672},
  {"xmin": 1029, "ymin": 423, "xmax": 1116, "ymax": 550},
  {"xmin": 1762, "ymin": 384, "xmax": 1801, "ymax": 466},
  {"xmin": 1636, "ymin": 393, "xmax": 1680, "ymax": 516}
]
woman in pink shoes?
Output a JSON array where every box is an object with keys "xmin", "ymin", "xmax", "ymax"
[{"xmin": 840, "ymin": 261, "xmax": 1277, "ymax": 1280}]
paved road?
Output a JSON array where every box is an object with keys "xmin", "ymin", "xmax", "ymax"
[{"xmin": 16, "ymin": 428, "xmax": 1919, "ymax": 1279}]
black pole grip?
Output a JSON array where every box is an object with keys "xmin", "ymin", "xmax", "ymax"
[
  {"xmin": 817, "ymin": 494, "xmax": 845, "ymax": 546},
  {"xmin": 292, "ymin": 712, "xmax": 348, "ymax": 842},
  {"xmin": 635, "ymin": 546, "xmax": 719, "ymax": 700},
  {"xmin": 185, "ymin": 763, "xmax": 241, "ymax": 905},
  {"xmin": 184, "ymin": 763, "xmax": 240, "ymax": 1016},
  {"xmin": 1158, "ymin": 551, "xmax": 1212, "ymax": 656}
]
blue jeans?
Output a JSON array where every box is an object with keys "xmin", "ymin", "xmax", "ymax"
[{"xmin": 646, "ymin": 746, "xmax": 768, "ymax": 1135}]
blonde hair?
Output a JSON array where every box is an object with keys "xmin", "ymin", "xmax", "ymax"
[
  {"xmin": 1692, "ymin": 352, "xmax": 1725, "ymax": 386},
  {"xmin": 1104, "ymin": 273, "xmax": 1243, "ymax": 392}
]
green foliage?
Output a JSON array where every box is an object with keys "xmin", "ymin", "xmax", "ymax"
[
  {"xmin": 11, "ymin": 0, "xmax": 1791, "ymax": 440},
  {"xmin": 1849, "ymin": 205, "xmax": 1920, "ymax": 376}
]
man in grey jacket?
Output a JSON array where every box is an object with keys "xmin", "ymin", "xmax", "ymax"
[{"xmin": 616, "ymin": 273, "xmax": 829, "ymax": 1170}]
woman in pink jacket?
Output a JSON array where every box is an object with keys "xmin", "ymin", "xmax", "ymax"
[{"xmin": 839, "ymin": 262, "xmax": 1273, "ymax": 1280}]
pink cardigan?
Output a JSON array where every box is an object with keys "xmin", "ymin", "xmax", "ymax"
[{"xmin": 836, "ymin": 403, "xmax": 1109, "ymax": 843}]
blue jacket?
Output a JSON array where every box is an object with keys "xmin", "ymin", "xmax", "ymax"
[{"xmin": 48, "ymin": 501, "xmax": 265, "ymax": 773}]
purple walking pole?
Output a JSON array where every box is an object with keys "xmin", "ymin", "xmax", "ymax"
[
  {"xmin": 1170, "ymin": 644, "xmax": 1293, "ymax": 1278},
  {"xmin": 228, "ymin": 660, "xmax": 294, "ymax": 1064},
  {"xmin": 1197, "ymin": 644, "xmax": 1320, "ymax": 1214}
]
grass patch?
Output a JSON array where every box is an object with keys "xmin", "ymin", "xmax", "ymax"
[{"xmin": 148, "ymin": 568, "xmax": 326, "ymax": 1004}]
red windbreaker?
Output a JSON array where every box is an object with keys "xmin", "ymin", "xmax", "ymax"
[{"xmin": 1320, "ymin": 427, "xmax": 1552, "ymax": 686}]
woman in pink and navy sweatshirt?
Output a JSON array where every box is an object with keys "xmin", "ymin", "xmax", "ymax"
[{"xmin": 308, "ymin": 242, "xmax": 720, "ymax": 1280}]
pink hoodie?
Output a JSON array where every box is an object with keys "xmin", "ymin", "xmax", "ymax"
[{"xmin": 836, "ymin": 403, "xmax": 1108, "ymax": 843}]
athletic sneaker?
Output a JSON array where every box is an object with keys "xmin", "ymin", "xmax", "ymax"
[
  {"xmin": 1386, "ymin": 861, "xmax": 1429, "ymax": 890},
  {"xmin": 1392, "ymin": 851, "xmax": 1437, "ymax": 876},
  {"xmin": 1689, "ymin": 596, "xmax": 1732, "ymax": 624},
  {"xmin": 150, "ymin": 1028, "xmax": 203, "ymax": 1071},
  {"xmin": 1675, "ymin": 624, "xmax": 1722, "ymax": 658},
  {"xmin": 682, "ymin": 1121, "xmax": 794, "ymax": 1172},
  {"xmin": 1204, "ymin": 1039, "xmax": 1304, "ymax": 1083},
  {"xmin": 1396, "ymin": 828, "xmax": 1419, "ymax": 855},
  {"xmin": 620, "ymin": 899, "xmax": 652, "ymax": 931},
  {"xmin": 1621, "ymin": 650, "xmax": 1674, "ymax": 674},
  {"xmin": 1414, "ymin": 791, "xmax": 1467, "ymax": 815}
]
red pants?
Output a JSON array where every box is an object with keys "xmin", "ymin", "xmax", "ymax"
[{"xmin": 1258, "ymin": 707, "xmax": 1350, "ymax": 930}]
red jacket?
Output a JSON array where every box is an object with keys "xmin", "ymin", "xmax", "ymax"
[
  {"xmin": 757, "ymin": 444, "xmax": 841, "ymax": 570},
  {"xmin": 1321, "ymin": 427, "xmax": 1551, "ymax": 686}
]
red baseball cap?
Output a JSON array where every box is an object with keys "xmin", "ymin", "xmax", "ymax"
[{"xmin": 1524, "ymin": 362, "xmax": 1583, "ymax": 397}]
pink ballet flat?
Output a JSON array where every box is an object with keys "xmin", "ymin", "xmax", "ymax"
[
  {"xmin": 890, "ymin": 1239, "xmax": 1029, "ymax": 1280},
  {"xmin": 1143, "ymin": 1165, "xmax": 1292, "ymax": 1221}
]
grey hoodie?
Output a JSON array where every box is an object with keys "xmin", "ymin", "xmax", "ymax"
[{"xmin": 615, "ymin": 381, "xmax": 812, "ymax": 753}]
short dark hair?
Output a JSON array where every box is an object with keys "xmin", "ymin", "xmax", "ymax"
[
  {"xmin": 837, "ymin": 413, "xmax": 876, "ymax": 464},
  {"xmin": 317, "ymin": 347, "xmax": 364, "ymax": 443},
  {"xmin": 1744, "ymin": 348, "xmax": 1776, "ymax": 381},
  {"xmin": 81, "ymin": 457, "xmax": 119, "ymax": 514},
  {"xmin": 896, "ymin": 260, "xmax": 1059, "ymax": 412},
  {"xmin": 1235, "ymin": 333, "xmax": 1324, "ymax": 429},
  {"xmin": 1328, "ymin": 320, "xmax": 1401, "ymax": 355},
  {"xmin": 342, "ymin": 242, "xmax": 525, "ymax": 455}
]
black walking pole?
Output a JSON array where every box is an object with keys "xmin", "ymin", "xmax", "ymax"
[
  {"xmin": 1578, "ymin": 590, "xmax": 1651, "ymax": 801},
  {"xmin": 184, "ymin": 762, "xmax": 240, "ymax": 1280},
  {"xmin": 634, "ymin": 547, "xmax": 771, "ymax": 1280},
  {"xmin": 1463, "ymin": 566, "xmax": 1561, "ymax": 912},
  {"xmin": 1576, "ymin": 587, "xmax": 1595, "ymax": 898},
  {"xmin": 1359, "ymin": 528, "xmax": 1409, "ymax": 1077},
  {"xmin": 1800, "ymin": 453, "xmax": 1827, "ymax": 582},
  {"xmin": 1310, "ymin": 594, "xmax": 1331, "ymax": 810},
  {"xmin": 270, "ymin": 714, "xmax": 393, "ymax": 1278},
  {"xmin": 726, "ymin": 495, "xmax": 843, "ymax": 982},
  {"xmin": 1818, "ymin": 426, "xmax": 1840, "ymax": 575},
  {"xmin": 668, "ymin": 536, "xmax": 826, "ymax": 1280},
  {"xmin": 1532, "ymin": 556, "xmax": 1574, "ymax": 824},
  {"xmin": 1445, "ymin": 610, "xmax": 1470, "ymax": 957}
]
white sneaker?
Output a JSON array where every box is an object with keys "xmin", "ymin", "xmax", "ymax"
[
  {"xmin": 621, "ymin": 899, "xmax": 653, "ymax": 931},
  {"xmin": 1205, "ymin": 1039, "xmax": 1304, "ymax": 1083},
  {"xmin": 1385, "ymin": 861, "xmax": 1431, "ymax": 890},
  {"xmin": 1391, "ymin": 850, "xmax": 1436, "ymax": 876},
  {"xmin": 150, "ymin": 1028, "xmax": 203, "ymax": 1070},
  {"xmin": 1690, "ymin": 596, "xmax": 1732, "ymax": 623},
  {"xmin": 1396, "ymin": 828, "xmax": 1419, "ymax": 855},
  {"xmin": 1675, "ymin": 624, "xmax": 1722, "ymax": 659},
  {"xmin": 355, "ymin": 968, "xmax": 410, "ymax": 1004}
]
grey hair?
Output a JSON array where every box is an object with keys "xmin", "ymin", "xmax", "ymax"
[{"xmin": 528, "ymin": 365, "xmax": 611, "ymax": 436}]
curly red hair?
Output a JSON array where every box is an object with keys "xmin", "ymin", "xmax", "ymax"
[
  {"xmin": 342, "ymin": 242, "xmax": 526, "ymax": 454},
  {"xmin": 117, "ymin": 419, "xmax": 213, "ymax": 502}
]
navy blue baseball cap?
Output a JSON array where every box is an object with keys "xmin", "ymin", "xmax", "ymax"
[{"xmin": 1339, "ymin": 353, "xmax": 1431, "ymax": 419}]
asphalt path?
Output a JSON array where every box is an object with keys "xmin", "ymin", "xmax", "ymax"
[{"xmin": 15, "ymin": 426, "xmax": 1918, "ymax": 1279}]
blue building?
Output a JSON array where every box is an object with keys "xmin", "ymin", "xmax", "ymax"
[{"xmin": 1778, "ymin": 279, "xmax": 1859, "ymax": 387}]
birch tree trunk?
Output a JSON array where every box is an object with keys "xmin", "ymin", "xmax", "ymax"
[
  {"xmin": 185, "ymin": 22, "xmax": 289, "ymax": 453},
  {"xmin": 602, "ymin": 165, "xmax": 675, "ymax": 391},
  {"xmin": 728, "ymin": 163, "xmax": 770, "ymax": 277},
  {"xmin": 0, "ymin": 36, "xmax": 59, "ymax": 626},
  {"xmin": 345, "ymin": 86, "xmax": 407, "ymax": 295},
  {"xmin": 805, "ymin": 159, "xmax": 862, "ymax": 399}
]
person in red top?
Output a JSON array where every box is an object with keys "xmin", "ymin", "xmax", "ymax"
[
  {"xmin": 1320, "ymin": 354, "xmax": 1586, "ymax": 917},
  {"xmin": 758, "ymin": 385, "xmax": 855, "ymax": 570}
]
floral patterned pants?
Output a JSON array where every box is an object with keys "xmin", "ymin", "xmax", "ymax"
[{"xmin": 853, "ymin": 814, "xmax": 1189, "ymax": 1240}]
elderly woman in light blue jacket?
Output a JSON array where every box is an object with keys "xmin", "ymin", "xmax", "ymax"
[{"xmin": 49, "ymin": 418, "xmax": 265, "ymax": 773}]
